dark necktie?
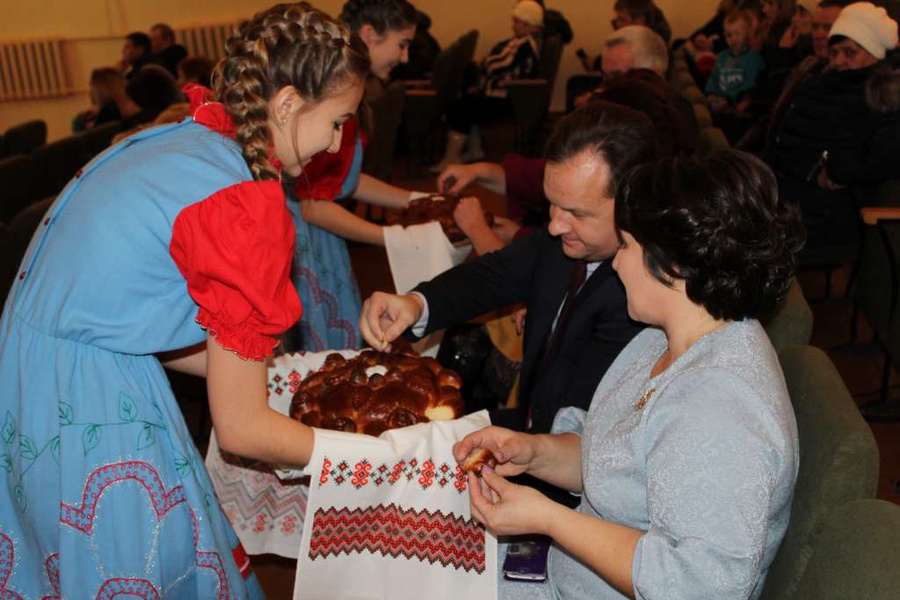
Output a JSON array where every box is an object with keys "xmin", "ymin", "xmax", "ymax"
[{"xmin": 540, "ymin": 260, "xmax": 587, "ymax": 365}]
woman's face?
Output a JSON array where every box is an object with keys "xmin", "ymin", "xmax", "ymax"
[
  {"xmin": 269, "ymin": 78, "xmax": 365, "ymax": 177},
  {"xmin": 360, "ymin": 23, "xmax": 416, "ymax": 80},
  {"xmin": 761, "ymin": 0, "xmax": 778, "ymax": 21},
  {"xmin": 829, "ymin": 38, "xmax": 879, "ymax": 71},
  {"xmin": 512, "ymin": 17, "xmax": 539, "ymax": 38},
  {"xmin": 612, "ymin": 231, "xmax": 677, "ymax": 325}
]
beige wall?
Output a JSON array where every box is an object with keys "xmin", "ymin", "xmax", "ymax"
[{"xmin": 0, "ymin": 0, "xmax": 719, "ymax": 142}]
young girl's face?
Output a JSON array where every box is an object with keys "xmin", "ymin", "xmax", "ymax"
[
  {"xmin": 270, "ymin": 78, "xmax": 365, "ymax": 177},
  {"xmin": 725, "ymin": 19, "xmax": 751, "ymax": 54},
  {"xmin": 361, "ymin": 23, "xmax": 416, "ymax": 80}
]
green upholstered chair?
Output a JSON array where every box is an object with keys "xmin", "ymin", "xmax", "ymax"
[
  {"xmin": 762, "ymin": 279, "xmax": 814, "ymax": 352},
  {"xmin": 692, "ymin": 102, "xmax": 713, "ymax": 130},
  {"xmin": 680, "ymin": 85, "xmax": 705, "ymax": 105},
  {"xmin": 699, "ymin": 126, "xmax": 730, "ymax": 156},
  {"xmin": 761, "ymin": 346, "xmax": 880, "ymax": 599},
  {"xmin": 793, "ymin": 499, "xmax": 900, "ymax": 600}
]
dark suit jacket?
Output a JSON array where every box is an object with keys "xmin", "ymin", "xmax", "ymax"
[{"xmin": 413, "ymin": 228, "xmax": 643, "ymax": 434}]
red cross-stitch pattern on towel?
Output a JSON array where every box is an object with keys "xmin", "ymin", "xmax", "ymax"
[
  {"xmin": 309, "ymin": 503, "xmax": 486, "ymax": 573},
  {"xmin": 318, "ymin": 457, "xmax": 468, "ymax": 493}
]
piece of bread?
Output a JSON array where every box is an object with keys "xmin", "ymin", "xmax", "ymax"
[
  {"xmin": 459, "ymin": 448, "xmax": 498, "ymax": 477},
  {"xmin": 387, "ymin": 194, "xmax": 494, "ymax": 243}
]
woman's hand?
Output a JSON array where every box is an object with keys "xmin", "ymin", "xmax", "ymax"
[
  {"xmin": 468, "ymin": 467, "xmax": 558, "ymax": 536},
  {"xmin": 454, "ymin": 426, "xmax": 536, "ymax": 478}
]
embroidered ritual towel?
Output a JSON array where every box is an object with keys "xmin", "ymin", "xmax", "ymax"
[
  {"xmin": 206, "ymin": 350, "xmax": 359, "ymax": 557},
  {"xmin": 293, "ymin": 411, "xmax": 498, "ymax": 600},
  {"xmin": 383, "ymin": 222, "xmax": 472, "ymax": 357}
]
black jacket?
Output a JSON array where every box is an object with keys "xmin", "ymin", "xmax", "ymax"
[{"xmin": 413, "ymin": 228, "xmax": 643, "ymax": 434}]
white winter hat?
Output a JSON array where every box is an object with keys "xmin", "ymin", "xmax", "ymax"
[
  {"xmin": 829, "ymin": 2, "xmax": 898, "ymax": 60},
  {"xmin": 512, "ymin": 0, "xmax": 544, "ymax": 27}
]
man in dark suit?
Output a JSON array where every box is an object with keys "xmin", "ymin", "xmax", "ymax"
[{"xmin": 359, "ymin": 101, "xmax": 656, "ymax": 435}]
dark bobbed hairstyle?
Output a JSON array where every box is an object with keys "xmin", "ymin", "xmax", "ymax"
[
  {"xmin": 544, "ymin": 100, "xmax": 658, "ymax": 198},
  {"xmin": 126, "ymin": 64, "xmax": 179, "ymax": 117},
  {"xmin": 615, "ymin": 150, "xmax": 806, "ymax": 321},
  {"xmin": 340, "ymin": 0, "xmax": 418, "ymax": 35},
  {"xmin": 126, "ymin": 32, "xmax": 152, "ymax": 55},
  {"xmin": 177, "ymin": 56, "xmax": 215, "ymax": 88},
  {"xmin": 214, "ymin": 2, "xmax": 371, "ymax": 181}
]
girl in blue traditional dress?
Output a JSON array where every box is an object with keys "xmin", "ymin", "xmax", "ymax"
[
  {"xmin": 0, "ymin": 3, "xmax": 368, "ymax": 597},
  {"xmin": 279, "ymin": 0, "xmax": 422, "ymax": 353}
]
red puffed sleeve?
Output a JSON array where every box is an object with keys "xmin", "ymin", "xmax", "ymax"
[{"xmin": 170, "ymin": 180, "xmax": 302, "ymax": 360}]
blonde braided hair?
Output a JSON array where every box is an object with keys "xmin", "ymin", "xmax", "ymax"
[{"xmin": 214, "ymin": 2, "xmax": 370, "ymax": 181}]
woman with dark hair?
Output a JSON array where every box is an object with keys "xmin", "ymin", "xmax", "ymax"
[
  {"xmin": 280, "ymin": 0, "xmax": 421, "ymax": 353},
  {"xmin": 455, "ymin": 150, "xmax": 804, "ymax": 599}
]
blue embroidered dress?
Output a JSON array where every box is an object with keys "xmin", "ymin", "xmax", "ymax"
[
  {"xmin": 0, "ymin": 93, "xmax": 300, "ymax": 598},
  {"xmin": 279, "ymin": 117, "xmax": 365, "ymax": 354}
]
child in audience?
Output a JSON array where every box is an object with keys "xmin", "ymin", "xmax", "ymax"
[{"xmin": 706, "ymin": 10, "xmax": 766, "ymax": 112}]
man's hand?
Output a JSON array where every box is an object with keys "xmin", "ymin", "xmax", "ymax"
[{"xmin": 359, "ymin": 292, "xmax": 424, "ymax": 351}]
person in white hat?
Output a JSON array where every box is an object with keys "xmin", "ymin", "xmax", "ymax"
[
  {"xmin": 767, "ymin": 1, "xmax": 900, "ymax": 263},
  {"xmin": 430, "ymin": 0, "xmax": 544, "ymax": 172},
  {"xmin": 828, "ymin": 1, "xmax": 898, "ymax": 68}
]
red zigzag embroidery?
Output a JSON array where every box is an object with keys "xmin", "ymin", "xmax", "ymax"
[{"xmin": 309, "ymin": 503, "xmax": 486, "ymax": 573}]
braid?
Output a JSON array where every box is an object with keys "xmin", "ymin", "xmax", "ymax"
[{"xmin": 213, "ymin": 3, "xmax": 370, "ymax": 181}]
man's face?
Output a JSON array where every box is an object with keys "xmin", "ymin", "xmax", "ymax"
[
  {"xmin": 602, "ymin": 43, "xmax": 635, "ymax": 79},
  {"xmin": 150, "ymin": 28, "xmax": 168, "ymax": 54},
  {"xmin": 544, "ymin": 150, "xmax": 619, "ymax": 262},
  {"xmin": 812, "ymin": 6, "xmax": 842, "ymax": 59},
  {"xmin": 121, "ymin": 40, "xmax": 144, "ymax": 65}
]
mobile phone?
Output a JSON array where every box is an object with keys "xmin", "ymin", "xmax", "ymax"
[{"xmin": 502, "ymin": 538, "xmax": 551, "ymax": 582}]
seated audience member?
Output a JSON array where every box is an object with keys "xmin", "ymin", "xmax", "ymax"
[
  {"xmin": 388, "ymin": 9, "xmax": 440, "ymax": 80},
  {"xmin": 150, "ymin": 23, "xmax": 188, "ymax": 77},
  {"xmin": 573, "ymin": 26, "xmax": 700, "ymax": 155},
  {"xmin": 760, "ymin": 0, "xmax": 806, "ymax": 73},
  {"xmin": 767, "ymin": 1, "xmax": 900, "ymax": 250},
  {"xmin": 176, "ymin": 55, "xmax": 215, "ymax": 89},
  {"xmin": 361, "ymin": 102, "xmax": 654, "ymax": 439},
  {"xmin": 706, "ymin": 10, "xmax": 766, "ymax": 112},
  {"xmin": 111, "ymin": 64, "xmax": 181, "ymax": 141},
  {"xmin": 120, "ymin": 32, "xmax": 155, "ymax": 79},
  {"xmin": 612, "ymin": 0, "xmax": 672, "ymax": 44},
  {"xmin": 735, "ymin": 0, "xmax": 847, "ymax": 150},
  {"xmin": 458, "ymin": 149, "xmax": 804, "ymax": 600},
  {"xmin": 431, "ymin": 0, "xmax": 544, "ymax": 171},
  {"xmin": 574, "ymin": 0, "xmax": 671, "ymax": 80},
  {"xmin": 72, "ymin": 67, "xmax": 141, "ymax": 133}
]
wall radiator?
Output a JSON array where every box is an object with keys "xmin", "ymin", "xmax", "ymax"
[
  {"xmin": 176, "ymin": 23, "xmax": 239, "ymax": 63},
  {"xmin": 0, "ymin": 39, "xmax": 69, "ymax": 101}
]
